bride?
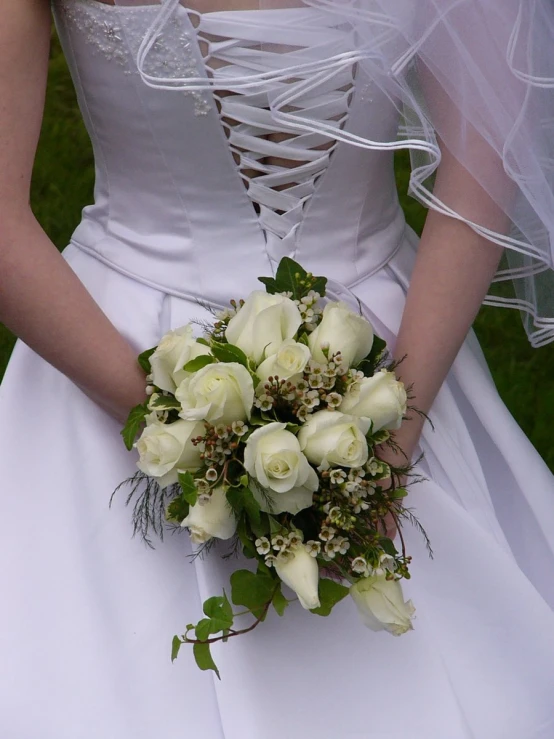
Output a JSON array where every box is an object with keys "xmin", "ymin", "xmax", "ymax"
[{"xmin": 1, "ymin": 0, "xmax": 554, "ymax": 737}]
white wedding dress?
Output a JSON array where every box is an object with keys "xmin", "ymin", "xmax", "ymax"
[{"xmin": 1, "ymin": 1, "xmax": 554, "ymax": 737}]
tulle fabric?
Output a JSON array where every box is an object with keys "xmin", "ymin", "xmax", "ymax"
[{"xmin": 111, "ymin": 0, "xmax": 554, "ymax": 346}]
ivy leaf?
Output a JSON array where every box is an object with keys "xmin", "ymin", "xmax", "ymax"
[
  {"xmin": 171, "ymin": 635, "xmax": 182, "ymax": 662},
  {"xmin": 272, "ymin": 585, "xmax": 289, "ymax": 617},
  {"xmin": 121, "ymin": 403, "xmax": 148, "ymax": 451},
  {"xmin": 310, "ymin": 578, "xmax": 350, "ymax": 617},
  {"xmin": 149, "ymin": 395, "xmax": 182, "ymax": 411},
  {"xmin": 138, "ymin": 347, "xmax": 156, "ymax": 373},
  {"xmin": 183, "ymin": 355, "xmax": 216, "ymax": 373},
  {"xmin": 230, "ymin": 569, "xmax": 276, "ymax": 620},
  {"xmin": 193, "ymin": 642, "xmax": 221, "ymax": 680},
  {"xmin": 178, "ymin": 471, "xmax": 198, "ymax": 507},
  {"xmin": 166, "ymin": 495, "xmax": 190, "ymax": 524},
  {"xmin": 203, "ymin": 595, "xmax": 234, "ymax": 633},
  {"xmin": 195, "ymin": 618, "xmax": 214, "ymax": 642}
]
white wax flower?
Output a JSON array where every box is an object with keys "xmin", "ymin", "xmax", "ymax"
[
  {"xmin": 244, "ymin": 423, "xmax": 319, "ymax": 514},
  {"xmin": 340, "ymin": 369, "xmax": 407, "ymax": 432},
  {"xmin": 308, "ymin": 301, "xmax": 373, "ymax": 367},
  {"xmin": 298, "ymin": 410, "xmax": 371, "ymax": 469},
  {"xmin": 149, "ymin": 324, "xmax": 211, "ymax": 393},
  {"xmin": 181, "ymin": 486, "xmax": 237, "ymax": 544},
  {"xmin": 275, "ymin": 545, "xmax": 321, "ymax": 610},
  {"xmin": 225, "ymin": 290, "xmax": 302, "ymax": 364},
  {"xmin": 135, "ymin": 419, "xmax": 204, "ymax": 488},
  {"xmin": 176, "ymin": 362, "xmax": 254, "ymax": 426},
  {"xmin": 256, "ymin": 339, "xmax": 311, "ymax": 386},
  {"xmin": 350, "ymin": 575, "xmax": 415, "ymax": 636}
]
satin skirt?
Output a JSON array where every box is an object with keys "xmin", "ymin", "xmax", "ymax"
[{"xmin": 1, "ymin": 233, "xmax": 554, "ymax": 739}]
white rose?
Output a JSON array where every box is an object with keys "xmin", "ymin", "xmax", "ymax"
[
  {"xmin": 244, "ymin": 423, "xmax": 319, "ymax": 514},
  {"xmin": 225, "ymin": 290, "xmax": 303, "ymax": 364},
  {"xmin": 256, "ymin": 339, "xmax": 311, "ymax": 387},
  {"xmin": 340, "ymin": 369, "xmax": 407, "ymax": 432},
  {"xmin": 350, "ymin": 575, "xmax": 415, "ymax": 636},
  {"xmin": 135, "ymin": 420, "xmax": 204, "ymax": 488},
  {"xmin": 181, "ymin": 486, "xmax": 237, "ymax": 544},
  {"xmin": 149, "ymin": 324, "xmax": 211, "ymax": 393},
  {"xmin": 298, "ymin": 410, "xmax": 371, "ymax": 469},
  {"xmin": 176, "ymin": 362, "xmax": 254, "ymax": 425},
  {"xmin": 275, "ymin": 545, "xmax": 321, "ymax": 610},
  {"xmin": 308, "ymin": 301, "xmax": 373, "ymax": 367}
]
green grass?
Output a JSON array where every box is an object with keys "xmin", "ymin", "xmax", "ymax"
[{"xmin": 2, "ymin": 36, "xmax": 554, "ymax": 470}]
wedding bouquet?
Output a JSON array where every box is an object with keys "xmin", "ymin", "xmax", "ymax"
[{"xmin": 119, "ymin": 258, "xmax": 426, "ymax": 678}]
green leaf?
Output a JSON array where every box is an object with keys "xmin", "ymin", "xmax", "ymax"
[
  {"xmin": 120, "ymin": 403, "xmax": 148, "ymax": 451},
  {"xmin": 230, "ymin": 569, "xmax": 276, "ymax": 620},
  {"xmin": 211, "ymin": 342, "xmax": 249, "ymax": 367},
  {"xmin": 195, "ymin": 618, "xmax": 214, "ymax": 642},
  {"xmin": 389, "ymin": 487, "xmax": 408, "ymax": 499},
  {"xmin": 297, "ymin": 332, "xmax": 310, "ymax": 347},
  {"xmin": 258, "ymin": 257, "xmax": 327, "ymax": 300},
  {"xmin": 310, "ymin": 276, "xmax": 327, "ymax": 297},
  {"xmin": 183, "ymin": 355, "xmax": 215, "ymax": 373},
  {"xmin": 358, "ymin": 335, "xmax": 388, "ymax": 376},
  {"xmin": 171, "ymin": 635, "xmax": 182, "ymax": 662},
  {"xmin": 138, "ymin": 347, "xmax": 156, "ymax": 373},
  {"xmin": 272, "ymin": 585, "xmax": 289, "ymax": 617},
  {"xmin": 380, "ymin": 538, "xmax": 398, "ymax": 557},
  {"xmin": 310, "ymin": 578, "xmax": 350, "ymax": 617},
  {"xmin": 196, "ymin": 338, "xmax": 211, "ymax": 347},
  {"xmin": 193, "ymin": 642, "xmax": 221, "ymax": 680},
  {"xmin": 257, "ymin": 276, "xmax": 280, "ymax": 295},
  {"xmin": 203, "ymin": 595, "xmax": 234, "ymax": 633},
  {"xmin": 149, "ymin": 395, "xmax": 182, "ymax": 411},
  {"xmin": 275, "ymin": 257, "xmax": 308, "ymax": 299},
  {"xmin": 236, "ymin": 518, "xmax": 257, "ymax": 559},
  {"xmin": 226, "ymin": 486, "xmax": 262, "ymax": 530},
  {"xmin": 166, "ymin": 495, "xmax": 190, "ymax": 524},
  {"xmin": 178, "ymin": 471, "xmax": 198, "ymax": 507}
]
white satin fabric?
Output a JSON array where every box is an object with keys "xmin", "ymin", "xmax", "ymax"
[{"xmin": 1, "ymin": 2, "xmax": 554, "ymax": 737}]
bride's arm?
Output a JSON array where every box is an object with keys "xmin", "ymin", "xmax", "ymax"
[
  {"xmin": 0, "ymin": 0, "xmax": 146, "ymax": 422},
  {"xmin": 392, "ymin": 141, "xmax": 505, "ymax": 459}
]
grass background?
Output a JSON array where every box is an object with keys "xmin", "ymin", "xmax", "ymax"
[{"xmin": 2, "ymin": 36, "xmax": 554, "ymax": 469}]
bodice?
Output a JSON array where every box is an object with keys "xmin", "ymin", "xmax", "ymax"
[{"xmin": 53, "ymin": 0, "xmax": 405, "ymax": 305}]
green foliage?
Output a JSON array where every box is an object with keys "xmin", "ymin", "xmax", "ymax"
[
  {"xmin": 230, "ymin": 569, "xmax": 276, "ymax": 620},
  {"xmin": 138, "ymin": 347, "xmax": 155, "ymax": 374},
  {"xmin": 183, "ymin": 355, "xmax": 215, "ymax": 373},
  {"xmin": 272, "ymin": 585, "xmax": 289, "ymax": 617},
  {"xmin": 149, "ymin": 395, "xmax": 181, "ymax": 411},
  {"xmin": 226, "ymin": 485, "xmax": 262, "ymax": 531},
  {"xmin": 178, "ymin": 471, "xmax": 198, "ymax": 507},
  {"xmin": 310, "ymin": 578, "xmax": 350, "ymax": 617},
  {"xmin": 210, "ymin": 342, "xmax": 249, "ymax": 367},
  {"xmin": 193, "ymin": 643, "xmax": 221, "ymax": 680},
  {"xmin": 259, "ymin": 257, "xmax": 327, "ymax": 300},
  {"xmin": 120, "ymin": 403, "xmax": 148, "ymax": 451},
  {"xmin": 165, "ymin": 495, "xmax": 190, "ymax": 524},
  {"xmin": 358, "ymin": 335, "xmax": 387, "ymax": 376}
]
